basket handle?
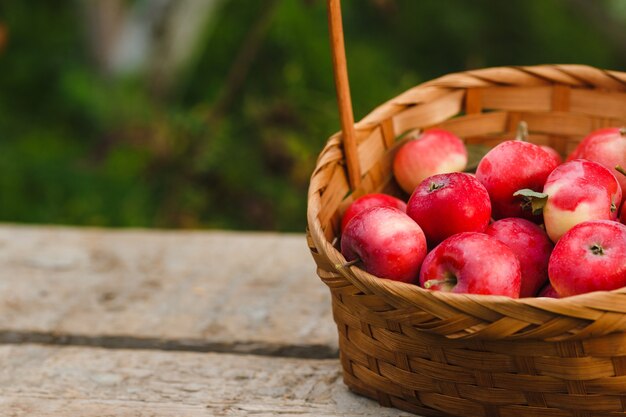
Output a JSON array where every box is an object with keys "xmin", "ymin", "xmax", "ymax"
[{"xmin": 327, "ymin": 0, "xmax": 361, "ymax": 188}]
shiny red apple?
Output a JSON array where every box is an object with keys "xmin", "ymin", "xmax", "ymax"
[
  {"xmin": 537, "ymin": 283, "xmax": 559, "ymax": 298},
  {"xmin": 567, "ymin": 127, "xmax": 626, "ymax": 201},
  {"xmin": 341, "ymin": 193, "xmax": 406, "ymax": 232},
  {"xmin": 418, "ymin": 232, "xmax": 521, "ymax": 297},
  {"xmin": 406, "ymin": 172, "xmax": 491, "ymax": 246},
  {"xmin": 548, "ymin": 220, "xmax": 626, "ymax": 297},
  {"xmin": 393, "ymin": 128, "xmax": 467, "ymax": 194},
  {"xmin": 340, "ymin": 206, "xmax": 427, "ymax": 283},
  {"xmin": 542, "ymin": 159, "xmax": 622, "ymax": 242},
  {"xmin": 475, "ymin": 140, "xmax": 559, "ymax": 221},
  {"xmin": 541, "ymin": 145, "xmax": 563, "ymax": 166},
  {"xmin": 485, "ymin": 218, "xmax": 553, "ymax": 298}
]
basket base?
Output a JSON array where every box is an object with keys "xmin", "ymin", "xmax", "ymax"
[{"xmin": 345, "ymin": 377, "xmax": 454, "ymax": 417}]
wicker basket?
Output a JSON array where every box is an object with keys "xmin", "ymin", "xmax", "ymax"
[{"xmin": 307, "ymin": 2, "xmax": 626, "ymax": 416}]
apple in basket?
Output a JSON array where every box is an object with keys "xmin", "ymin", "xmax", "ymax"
[
  {"xmin": 340, "ymin": 206, "xmax": 427, "ymax": 283},
  {"xmin": 475, "ymin": 137, "xmax": 559, "ymax": 222},
  {"xmin": 392, "ymin": 128, "xmax": 468, "ymax": 194},
  {"xmin": 537, "ymin": 282, "xmax": 559, "ymax": 298},
  {"xmin": 406, "ymin": 172, "xmax": 491, "ymax": 246},
  {"xmin": 419, "ymin": 232, "xmax": 522, "ymax": 298},
  {"xmin": 485, "ymin": 218, "xmax": 553, "ymax": 298},
  {"xmin": 568, "ymin": 127, "xmax": 626, "ymax": 200},
  {"xmin": 521, "ymin": 159, "xmax": 622, "ymax": 242},
  {"xmin": 541, "ymin": 145, "xmax": 563, "ymax": 166},
  {"xmin": 549, "ymin": 220, "xmax": 626, "ymax": 297},
  {"xmin": 340, "ymin": 193, "xmax": 406, "ymax": 232}
]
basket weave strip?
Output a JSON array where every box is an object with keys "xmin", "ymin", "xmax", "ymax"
[{"xmin": 308, "ymin": 64, "xmax": 626, "ymax": 416}]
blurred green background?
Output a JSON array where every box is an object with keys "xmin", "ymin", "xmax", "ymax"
[{"xmin": 2, "ymin": 0, "xmax": 626, "ymax": 232}]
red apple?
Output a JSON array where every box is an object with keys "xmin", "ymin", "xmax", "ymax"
[
  {"xmin": 537, "ymin": 283, "xmax": 559, "ymax": 298},
  {"xmin": 485, "ymin": 218, "xmax": 553, "ymax": 298},
  {"xmin": 541, "ymin": 145, "xmax": 563, "ymax": 166},
  {"xmin": 548, "ymin": 220, "xmax": 626, "ymax": 297},
  {"xmin": 341, "ymin": 193, "xmax": 406, "ymax": 232},
  {"xmin": 393, "ymin": 128, "xmax": 467, "ymax": 194},
  {"xmin": 541, "ymin": 159, "xmax": 622, "ymax": 242},
  {"xmin": 619, "ymin": 166, "xmax": 626, "ymax": 224},
  {"xmin": 567, "ymin": 127, "xmax": 626, "ymax": 201},
  {"xmin": 475, "ymin": 140, "xmax": 559, "ymax": 221},
  {"xmin": 418, "ymin": 232, "xmax": 521, "ymax": 297},
  {"xmin": 406, "ymin": 172, "xmax": 491, "ymax": 246},
  {"xmin": 340, "ymin": 206, "xmax": 427, "ymax": 283}
]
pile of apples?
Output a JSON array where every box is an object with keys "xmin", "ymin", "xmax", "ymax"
[{"xmin": 340, "ymin": 125, "xmax": 626, "ymax": 298}]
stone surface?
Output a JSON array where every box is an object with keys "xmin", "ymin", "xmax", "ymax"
[
  {"xmin": 0, "ymin": 225, "xmax": 337, "ymax": 356},
  {"xmin": 0, "ymin": 344, "xmax": 411, "ymax": 417}
]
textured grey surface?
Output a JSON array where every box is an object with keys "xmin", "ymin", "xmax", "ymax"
[
  {"xmin": 0, "ymin": 343, "xmax": 412, "ymax": 416},
  {"xmin": 0, "ymin": 225, "xmax": 337, "ymax": 355}
]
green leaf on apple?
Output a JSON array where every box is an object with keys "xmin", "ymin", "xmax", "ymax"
[
  {"xmin": 513, "ymin": 188, "xmax": 548, "ymax": 215},
  {"xmin": 465, "ymin": 144, "xmax": 491, "ymax": 173}
]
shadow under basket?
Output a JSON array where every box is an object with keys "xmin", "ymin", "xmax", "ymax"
[{"xmin": 307, "ymin": 64, "xmax": 626, "ymax": 417}]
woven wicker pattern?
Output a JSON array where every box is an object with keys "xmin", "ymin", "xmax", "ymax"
[{"xmin": 307, "ymin": 65, "xmax": 626, "ymax": 417}]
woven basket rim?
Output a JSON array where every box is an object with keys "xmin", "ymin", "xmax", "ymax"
[
  {"xmin": 308, "ymin": 216, "xmax": 626, "ymax": 309},
  {"xmin": 307, "ymin": 64, "xmax": 626, "ymax": 317}
]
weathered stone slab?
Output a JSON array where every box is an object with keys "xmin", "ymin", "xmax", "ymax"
[
  {"xmin": 0, "ymin": 225, "xmax": 337, "ymax": 356},
  {"xmin": 0, "ymin": 345, "xmax": 412, "ymax": 417}
]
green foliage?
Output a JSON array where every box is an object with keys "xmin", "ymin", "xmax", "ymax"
[{"xmin": 0, "ymin": 0, "xmax": 625, "ymax": 231}]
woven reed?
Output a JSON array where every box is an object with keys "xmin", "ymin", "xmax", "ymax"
[{"xmin": 307, "ymin": 65, "xmax": 626, "ymax": 417}]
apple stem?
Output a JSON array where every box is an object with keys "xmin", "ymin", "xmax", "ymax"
[
  {"xmin": 342, "ymin": 258, "xmax": 360, "ymax": 268},
  {"xmin": 615, "ymin": 165, "xmax": 626, "ymax": 178},
  {"xmin": 590, "ymin": 244, "xmax": 605, "ymax": 256},
  {"xmin": 429, "ymin": 182, "xmax": 444, "ymax": 192},
  {"xmin": 423, "ymin": 277, "xmax": 456, "ymax": 289},
  {"xmin": 407, "ymin": 128, "xmax": 423, "ymax": 141},
  {"xmin": 619, "ymin": 127, "xmax": 626, "ymax": 137},
  {"xmin": 513, "ymin": 188, "xmax": 549, "ymax": 215},
  {"xmin": 516, "ymin": 121, "xmax": 529, "ymax": 142}
]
